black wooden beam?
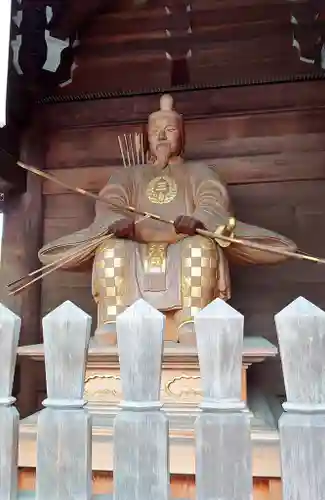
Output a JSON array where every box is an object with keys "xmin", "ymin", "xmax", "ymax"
[
  {"xmin": 49, "ymin": 0, "xmax": 105, "ymax": 40},
  {"xmin": 288, "ymin": 0, "xmax": 325, "ymax": 67},
  {"xmin": 0, "ymin": 125, "xmax": 26, "ymax": 195}
]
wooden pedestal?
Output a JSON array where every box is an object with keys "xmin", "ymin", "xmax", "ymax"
[
  {"xmin": 83, "ymin": 340, "xmax": 250, "ymax": 408},
  {"xmin": 18, "ymin": 468, "xmax": 282, "ymax": 499},
  {"xmin": 18, "ymin": 337, "xmax": 281, "ymax": 499}
]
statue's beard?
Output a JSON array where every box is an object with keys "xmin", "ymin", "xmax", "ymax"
[{"xmin": 155, "ymin": 142, "xmax": 172, "ymax": 170}]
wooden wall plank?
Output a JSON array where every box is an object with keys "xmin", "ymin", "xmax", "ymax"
[
  {"xmin": 84, "ymin": 2, "xmax": 291, "ymax": 38},
  {"xmin": 93, "ymin": 19, "xmax": 289, "ymax": 45},
  {"xmin": 43, "ymin": 167, "xmax": 115, "ymax": 194},
  {"xmin": 188, "ymin": 59, "xmax": 310, "ymax": 88},
  {"xmin": 44, "ymin": 193, "xmax": 95, "ymax": 219},
  {"xmin": 42, "ymin": 151, "xmax": 325, "ymax": 194},
  {"xmin": 78, "ymin": 32, "xmax": 295, "ymax": 61},
  {"xmin": 61, "ymin": 58, "xmax": 310, "ymax": 95},
  {"xmin": 67, "ymin": 57, "xmax": 171, "ymax": 94},
  {"xmin": 43, "ymin": 217, "xmax": 93, "ymax": 243},
  {"xmin": 38, "ymin": 81, "xmax": 325, "ymax": 130},
  {"xmin": 45, "ymin": 108, "xmax": 325, "ymax": 170}
]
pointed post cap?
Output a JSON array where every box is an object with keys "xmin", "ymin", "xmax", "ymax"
[
  {"xmin": 117, "ymin": 299, "xmax": 165, "ymax": 405},
  {"xmin": 275, "ymin": 296, "xmax": 325, "ymax": 409},
  {"xmin": 42, "ymin": 300, "xmax": 91, "ymax": 405},
  {"xmin": 195, "ymin": 298, "xmax": 244, "ymax": 405}
]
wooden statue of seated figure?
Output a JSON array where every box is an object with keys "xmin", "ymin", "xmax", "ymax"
[{"xmin": 38, "ymin": 94, "xmax": 296, "ymax": 345}]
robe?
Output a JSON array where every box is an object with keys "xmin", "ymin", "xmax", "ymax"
[{"xmin": 39, "ymin": 161, "xmax": 296, "ymax": 319}]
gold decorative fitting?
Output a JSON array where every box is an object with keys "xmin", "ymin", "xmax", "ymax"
[
  {"xmin": 214, "ymin": 216, "xmax": 236, "ymax": 248},
  {"xmin": 84, "ymin": 374, "xmax": 122, "ymax": 401},
  {"xmin": 178, "ymin": 318, "xmax": 194, "ymax": 329},
  {"xmin": 165, "ymin": 374, "xmax": 202, "ymax": 399},
  {"xmin": 144, "ymin": 243, "xmax": 167, "ymax": 273},
  {"xmin": 146, "ymin": 175, "xmax": 178, "ymax": 204}
]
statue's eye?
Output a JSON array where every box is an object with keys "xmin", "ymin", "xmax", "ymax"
[{"xmin": 166, "ymin": 127, "xmax": 176, "ymax": 132}]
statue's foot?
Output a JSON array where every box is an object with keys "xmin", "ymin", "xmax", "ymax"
[
  {"xmin": 177, "ymin": 321, "xmax": 196, "ymax": 346},
  {"xmin": 94, "ymin": 322, "xmax": 117, "ymax": 346}
]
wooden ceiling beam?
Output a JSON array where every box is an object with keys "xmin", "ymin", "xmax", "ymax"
[
  {"xmin": 77, "ymin": 31, "xmax": 295, "ymax": 63},
  {"xmin": 49, "ymin": 0, "xmax": 106, "ymax": 40},
  {"xmin": 9, "ymin": 0, "xmax": 103, "ymax": 96},
  {"xmin": 82, "ymin": 21, "xmax": 292, "ymax": 53},
  {"xmin": 85, "ymin": 2, "xmax": 292, "ymax": 39},
  {"xmin": 286, "ymin": 0, "xmax": 325, "ymax": 67}
]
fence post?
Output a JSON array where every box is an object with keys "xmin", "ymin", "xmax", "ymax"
[
  {"xmin": 35, "ymin": 300, "xmax": 92, "ymax": 500},
  {"xmin": 195, "ymin": 298, "xmax": 252, "ymax": 500},
  {"xmin": 114, "ymin": 299, "xmax": 169, "ymax": 500},
  {"xmin": 275, "ymin": 296, "xmax": 325, "ymax": 500},
  {"xmin": 0, "ymin": 304, "xmax": 20, "ymax": 500}
]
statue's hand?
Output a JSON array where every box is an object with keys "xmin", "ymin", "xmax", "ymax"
[
  {"xmin": 174, "ymin": 215, "xmax": 206, "ymax": 236},
  {"xmin": 108, "ymin": 219, "xmax": 135, "ymax": 239}
]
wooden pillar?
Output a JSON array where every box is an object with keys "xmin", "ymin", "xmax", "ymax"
[
  {"xmin": 114, "ymin": 300, "xmax": 169, "ymax": 500},
  {"xmin": 195, "ymin": 298, "xmax": 252, "ymax": 500},
  {"xmin": 36, "ymin": 301, "xmax": 92, "ymax": 500},
  {"xmin": 275, "ymin": 297, "xmax": 325, "ymax": 500},
  {"xmin": 0, "ymin": 122, "xmax": 45, "ymax": 417},
  {"xmin": 0, "ymin": 303, "xmax": 21, "ymax": 500}
]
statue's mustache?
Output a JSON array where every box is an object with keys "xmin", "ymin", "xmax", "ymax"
[
  {"xmin": 156, "ymin": 142, "xmax": 171, "ymax": 154},
  {"xmin": 155, "ymin": 142, "xmax": 171, "ymax": 169}
]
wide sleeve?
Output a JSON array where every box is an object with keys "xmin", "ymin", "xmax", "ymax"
[
  {"xmin": 191, "ymin": 163, "xmax": 232, "ymax": 232},
  {"xmin": 225, "ymin": 220, "xmax": 297, "ymax": 265},
  {"xmin": 93, "ymin": 167, "xmax": 134, "ymax": 228},
  {"xmin": 38, "ymin": 167, "xmax": 134, "ymax": 267},
  {"xmin": 190, "ymin": 162, "xmax": 297, "ymax": 265}
]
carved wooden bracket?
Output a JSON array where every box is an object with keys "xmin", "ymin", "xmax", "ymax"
[{"xmin": 288, "ymin": 0, "xmax": 325, "ymax": 68}]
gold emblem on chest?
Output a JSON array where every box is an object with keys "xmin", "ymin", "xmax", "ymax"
[{"xmin": 146, "ymin": 175, "xmax": 178, "ymax": 204}]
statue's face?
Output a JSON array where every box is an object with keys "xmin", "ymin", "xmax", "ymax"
[{"xmin": 148, "ymin": 116, "xmax": 181, "ymax": 158}]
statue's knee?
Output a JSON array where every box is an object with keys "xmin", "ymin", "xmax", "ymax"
[
  {"xmin": 183, "ymin": 234, "xmax": 215, "ymax": 250},
  {"xmin": 96, "ymin": 237, "xmax": 126, "ymax": 254},
  {"xmin": 93, "ymin": 237, "xmax": 128, "ymax": 300},
  {"xmin": 94, "ymin": 238, "xmax": 128, "ymax": 272}
]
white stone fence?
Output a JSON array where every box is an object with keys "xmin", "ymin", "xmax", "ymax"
[{"xmin": 0, "ymin": 296, "xmax": 324, "ymax": 500}]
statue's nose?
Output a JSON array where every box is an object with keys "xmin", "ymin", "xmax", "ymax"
[{"xmin": 158, "ymin": 130, "xmax": 166, "ymax": 140}]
